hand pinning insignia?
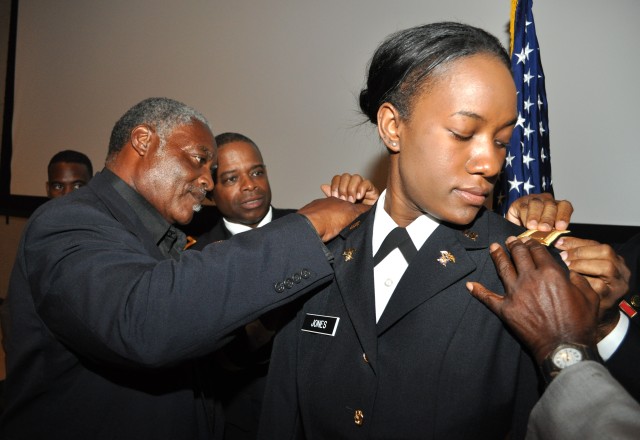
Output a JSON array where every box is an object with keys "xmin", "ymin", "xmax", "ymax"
[
  {"xmin": 463, "ymin": 230, "xmax": 478, "ymax": 241},
  {"xmin": 437, "ymin": 250, "xmax": 456, "ymax": 267},
  {"xmin": 343, "ymin": 248, "xmax": 356, "ymax": 262}
]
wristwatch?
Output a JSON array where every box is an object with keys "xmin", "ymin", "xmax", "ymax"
[{"xmin": 541, "ymin": 343, "xmax": 601, "ymax": 383}]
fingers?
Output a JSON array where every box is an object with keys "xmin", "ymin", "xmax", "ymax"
[
  {"xmin": 554, "ymin": 236, "xmax": 598, "ymax": 252},
  {"xmin": 320, "ymin": 184, "xmax": 331, "ymax": 198},
  {"xmin": 504, "ymin": 237, "xmax": 537, "ymax": 273},
  {"xmin": 466, "ymin": 281, "xmax": 504, "ymax": 316},
  {"xmin": 505, "ymin": 193, "xmax": 572, "ymax": 231},
  {"xmin": 568, "ymin": 270, "xmax": 600, "ymax": 303},
  {"xmin": 553, "ymin": 200, "xmax": 573, "ymax": 231},
  {"xmin": 559, "ymin": 240, "xmax": 629, "ymax": 281},
  {"xmin": 321, "ymin": 174, "xmax": 379, "ymax": 205},
  {"xmin": 523, "ymin": 237, "xmax": 561, "ymax": 271},
  {"xmin": 331, "ymin": 174, "xmax": 355, "ymax": 202},
  {"xmin": 555, "ymin": 238, "xmax": 630, "ymax": 308},
  {"xmin": 357, "ymin": 180, "xmax": 380, "ymax": 206}
]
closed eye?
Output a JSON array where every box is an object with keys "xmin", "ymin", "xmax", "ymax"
[{"xmin": 450, "ymin": 131, "xmax": 472, "ymax": 141}]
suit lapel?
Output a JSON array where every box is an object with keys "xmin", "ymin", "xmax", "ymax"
[
  {"xmin": 376, "ymin": 212, "xmax": 491, "ymax": 336},
  {"xmin": 331, "ymin": 210, "xmax": 379, "ymax": 370}
]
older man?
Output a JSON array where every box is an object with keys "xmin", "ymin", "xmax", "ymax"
[{"xmin": 0, "ymin": 98, "xmax": 368, "ymax": 440}]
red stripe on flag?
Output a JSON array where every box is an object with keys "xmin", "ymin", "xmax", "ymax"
[{"xmin": 619, "ymin": 300, "xmax": 637, "ymax": 319}]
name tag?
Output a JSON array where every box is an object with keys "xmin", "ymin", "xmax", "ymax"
[{"xmin": 301, "ymin": 313, "xmax": 340, "ymax": 336}]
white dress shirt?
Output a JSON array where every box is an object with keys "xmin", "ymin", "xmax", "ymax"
[{"xmin": 372, "ymin": 190, "xmax": 438, "ymax": 322}]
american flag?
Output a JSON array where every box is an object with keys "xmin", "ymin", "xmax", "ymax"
[{"xmin": 493, "ymin": 0, "xmax": 553, "ymax": 215}]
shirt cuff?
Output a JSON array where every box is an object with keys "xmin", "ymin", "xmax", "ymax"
[{"xmin": 597, "ymin": 311, "xmax": 629, "ymax": 361}]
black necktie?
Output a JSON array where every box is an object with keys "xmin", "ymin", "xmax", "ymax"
[{"xmin": 373, "ymin": 227, "xmax": 418, "ymax": 266}]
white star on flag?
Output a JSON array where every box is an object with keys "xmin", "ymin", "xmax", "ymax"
[{"xmin": 508, "ymin": 176, "xmax": 524, "ymax": 193}]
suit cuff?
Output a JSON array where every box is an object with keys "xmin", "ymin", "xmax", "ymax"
[{"xmin": 297, "ymin": 214, "xmax": 334, "ymax": 264}]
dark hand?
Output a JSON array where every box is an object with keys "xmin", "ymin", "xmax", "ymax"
[
  {"xmin": 555, "ymin": 236, "xmax": 630, "ymax": 338},
  {"xmin": 506, "ymin": 193, "xmax": 573, "ymax": 231},
  {"xmin": 467, "ymin": 237, "xmax": 599, "ymax": 364},
  {"xmin": 298, "ymin": 197, "xmax": 370, "ymax": 242},
  {"xmin": 320, "ymin": 173, "xmax": 379, "ymax": 206}
]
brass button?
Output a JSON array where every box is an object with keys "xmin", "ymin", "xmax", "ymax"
[
  {"xmin": 631, "ymin": 295, "xmax": 640, "ymax": 308},
  {"xmin": 362, "ymin": 353, "xmax": 369, "ymax": 363},
  {"xmin": 354, "ymin": 409, "xmax": 364, "ymax": 426}
]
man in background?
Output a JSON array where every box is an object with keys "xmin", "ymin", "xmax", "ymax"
[
  {"xmin": 192, "ymin": 133, "xmax": 295, "ymax": 248},
  {"xmin": 46, "ymin": 149, "xmax": 94, "ymax": 198},
  {"xmin": 192, "ymin": 132, "xmax": 378, "ymax": 439}
]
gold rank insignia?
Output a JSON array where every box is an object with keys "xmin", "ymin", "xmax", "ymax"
[
  {"xmin": 343, "ymin": 248, "xmax": 356, "ymax": 262},
  {"xmin": 463, "ymin": 230, "xmax": 478, "ymax": 241},
  {"xmin": 437, "ymin": 250, "xmax": 456, "ymax": 267},
  {"xmin": 349, "ymin": 220, "xmax": 361, "ymax": 230},
  {"xmin": 517, "ymin": 229, "xmax": 571, "ymax": 246}
]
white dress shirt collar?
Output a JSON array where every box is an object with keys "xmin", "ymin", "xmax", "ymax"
[
  {"xmin": 223, "ymin": 206, "xmax": 274, "ymax": 236},
  {"xmin": 372, "ymin": 190, "xmax": 439, "ymax": 256}
]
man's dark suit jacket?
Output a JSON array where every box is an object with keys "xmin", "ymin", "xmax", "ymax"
[
  {"xmin": 191, "ymin": 207, "xmax": 296, "ymax": 250},
  {"xmin": 258, "ymin": 206, "xmax": 640, "ymax": 439},
  {"xmin": 192, "ymin": 207, "xmax": 296, "ymax": 440},
  {"xmin": 0, "ymin": 172, "xmax": 332, "ymax": 440}
]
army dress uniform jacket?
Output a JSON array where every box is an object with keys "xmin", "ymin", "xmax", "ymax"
[
  {"xmin": 0, "ymin": 171, "xmax": 334, "ymax": 440},
  {"xmin": 258, "ymin": 206, "xmax": 541, "ymax": 440}
]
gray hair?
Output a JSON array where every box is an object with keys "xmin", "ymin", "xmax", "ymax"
[{"xmin": 107, "ymin": 97, "xmax": 212, "ymax": 160}]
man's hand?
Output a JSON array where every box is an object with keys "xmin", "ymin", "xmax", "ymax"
[
  {"xmin": 298, "ymin": 197, "xmax": 370, "ymax": 242},
  {"xmin": 506, "ymin": 193, "xmax": 573, "ymax": 231},
  {"xmin": 321, "ymin": 173, "xmax": 379, "ymax": 206},
  {"xmin": 466, "ymin": 237, "xmax": 600, "ymax": 364},
  {"xmin": 555, "ymin": 236, "xmax": 631, "ymax": 338}
]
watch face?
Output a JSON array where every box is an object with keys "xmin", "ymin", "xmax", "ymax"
[{"xmin": 552, "ymin": 347, "xmax": 584, "ymax": 368}]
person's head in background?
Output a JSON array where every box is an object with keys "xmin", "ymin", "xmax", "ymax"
[
  {"xmin": 211, "ymin": 132, "xmax": 272, "ymax": 228},
  {"xmin": 360, "ymin": 21, "xmax": 516, "ymax": 227},
  {"xmin": 46, "ymin": 150, "xmax": 94, "ymax": 198}
]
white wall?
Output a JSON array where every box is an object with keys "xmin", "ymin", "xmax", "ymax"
[{"xmin": 11, "ymin": 0, "xmax": 640, "ymax": 225}]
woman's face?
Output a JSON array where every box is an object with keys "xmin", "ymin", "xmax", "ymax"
[{"xmin": 385, "ymin": 54, "xmax": 517, "ymax": 226}]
